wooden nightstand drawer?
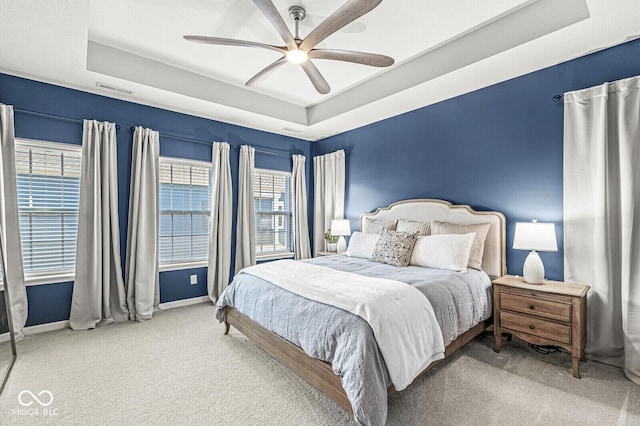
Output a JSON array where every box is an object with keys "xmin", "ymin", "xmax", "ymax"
[
  {"xmin": 500, "ymin": 311, "xmax": 571, "ymax": 344},
  {"xmin": 493, "ymin": 275, "xmax": 590, "ymax": 378},
  {"xmin": 501, "ymin": 291, "xmax": 571, "ymax": 322}
]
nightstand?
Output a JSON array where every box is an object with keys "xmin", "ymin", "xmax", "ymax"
[
  {"xmin": 316, "ymin": 251, "xmax": 338, "ymax": 257},
  {"xmin": 492, "ymin": 275, "xmax": 590, "ymax": 378}
]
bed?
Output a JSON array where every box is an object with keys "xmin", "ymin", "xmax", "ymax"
[{"xmin": 216, "ymin": 199, "xmax": 506, "ymax": 425}]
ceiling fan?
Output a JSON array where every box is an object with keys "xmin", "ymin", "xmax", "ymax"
[{"xmin": 184, "ymin": 0, "xmax": 394, "ymax": 95}]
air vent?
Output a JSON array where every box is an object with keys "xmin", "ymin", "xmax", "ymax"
[
  {"xmin": 96, "ymin": 82, "xmax": 134, "ymax": 95},
  {"xmin": 282, "ymin": 127, "xmax": 302, "ymax": 134}
]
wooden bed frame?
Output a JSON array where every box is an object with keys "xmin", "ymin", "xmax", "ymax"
[{"xmin": 223, "ymin": 199, "xmax": 506, "ymax": 413}]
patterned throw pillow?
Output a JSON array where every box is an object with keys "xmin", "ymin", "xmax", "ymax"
[
  {"xmin": 371, "ymin": 229, "xmax": 418, "ymax": 267},
  {"xmin": 396, "ymin": 219, "xmax": 431, "ymax": 236},
  {"xmin": 430, "ymin": 220, "xmax": 491, "ymax": 270},
  {"xmin": 362, "ymin": 217, "xmax": 397, "ymax": 234}
]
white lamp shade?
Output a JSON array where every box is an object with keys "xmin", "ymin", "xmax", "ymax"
[
  {"xmin": 330, "ymin": 219, "xmax": 351, "ymax": 236},
  {"xmin": 513, "ymin": 222, "xmax": 558, "ymax": 252}
]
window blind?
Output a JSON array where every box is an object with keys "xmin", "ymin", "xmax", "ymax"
[
  {"xmin": 15, "ymin": 139, "xmax": 82, "ymax": 276},
  {"xmin": 254, "ymin": 169, "xmax": 293, "ymax": 256},
  {"xmin": 159, "ymin": 158, "xmax": 212, "ymax": 265}
]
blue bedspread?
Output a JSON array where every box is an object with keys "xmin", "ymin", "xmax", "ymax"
[{"xmin": 216, "ymin": 255, "xmax": 491, "ymax": 426}]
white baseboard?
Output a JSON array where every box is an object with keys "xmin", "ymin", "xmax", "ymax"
[
  {"xmin": 159, "ymin": 295, "xmax": 211, "ymax": 310},
  {"xmin": 25, "ymin": 320, "xmax": 69, "ymax": 335},
  {"xmin": 0, "ymin": 297, "xmax": 211, "ymax": 341},
  {"xmin": 1, "ymin": 320, "xmax": 69, "ymax": 342}
]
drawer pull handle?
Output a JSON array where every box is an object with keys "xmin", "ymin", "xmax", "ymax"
[
  {"xmin": 529, "ymin": 324, "xmax": 535, "ymax": 330},
  {"xmin": 529, "ymin": 304, "xmax": 535, "ymax": 310}
]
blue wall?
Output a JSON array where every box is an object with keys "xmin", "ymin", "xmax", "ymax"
[
  {"xmin": 0, "ymin": 73, "xmax": 311, "ymax": 326},
  {"xmin": 5, "ymin": 36, "xmax": 640, "ymax": 325},
  {"xmin": 313, "ymin": 38, "xmax": 640, "ymax": 281}
]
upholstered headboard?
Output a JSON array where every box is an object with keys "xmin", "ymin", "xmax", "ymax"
[{"xmin": 360, "ymin": 199, "xmax": 506, "ymax": 278}]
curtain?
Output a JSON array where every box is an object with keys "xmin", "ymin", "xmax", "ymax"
[
  {"xmin": 235, "ymin": 145, "xmax": 256, "ymax": 272},
  {"xmin": 0, "ymin": 104, "xmax": 27, "ymax": 340},
  {"xmin": 69, "ymin": 120, "xmax": 128, "ymax": 330},
  {"xmin": 564, "ymin": 76, "xmax": 640, "ymax": 384},
  {"xmin": 125, "ymin": 127, "xmax": 160, "ymax": 321},
  {"xmin": 313, "ymin": 150, "xmax": 345, "ymax": 256},
  {"xmin": 208, "ymin": 142, "xmax": 232, "ymax": 302},
  {"xmin": 292, "ymin": 154, "xmax": 311, "ymax": 259}
]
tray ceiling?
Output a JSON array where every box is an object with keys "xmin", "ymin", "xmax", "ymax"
[{"xmin": 2, "ymin": 0, "xmax": 640, "ymax": 140}]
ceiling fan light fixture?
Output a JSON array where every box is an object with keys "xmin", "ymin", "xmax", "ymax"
[
  {"xmin": 184, "ymin": 0, "xmax": 393, "ymax": 94},
  {"xmin": 286, "ymin": 49, "xmax": 308, "ymax": 64}
]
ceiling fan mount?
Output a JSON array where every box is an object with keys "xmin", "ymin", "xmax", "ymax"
[
  {"xmin": 183, "ymin": 0, "xmax": 394, "ymax": 95},
  {"xmin": 288, "ymin": 6, "xmax": 306, "ymax": 25}
]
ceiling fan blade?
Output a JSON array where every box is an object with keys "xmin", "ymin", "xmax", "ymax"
[
  {"xmin": 184, "ymin": 35, "xmax": 285, "ymax": 55},
  {"xmin": 246, "ymin": 57, "xmax": 288, "ymax": 87},
  {"xmin": 252, "ymin": 0, "xmax": 297, "ymax": 51},
  {"xmin": 299, "ymin": 0, "xmax": 382, "ymax": 52},
  {"xmin": 309, "ymin": 49, "xmax": 394, "ymax": 67},
  {"xmin": 300, "ymin": 60, "xmax": 330, "ymax": 94}
]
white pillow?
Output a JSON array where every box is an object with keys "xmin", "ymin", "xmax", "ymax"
[
  {"xmin": 409, "ymin": 233, "xmax": 476, "ymax": 272},
  {"xmin": 396, "ymin": 219, "xmax": 431, "ymax": 236},
  {"xmin": 362, "ymin": 217, "xmax": 397, "ymax": 234},
  {"xmin": 345, "ymin": 231, "xmax": 380, "ymax": 259},
  {"xmin": 430, "ymin": 221, "xmax": 491, "ymax": 270}
]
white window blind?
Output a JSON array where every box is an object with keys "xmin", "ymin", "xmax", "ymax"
[
  {"xmin": 15, "ymin": 139, "xmax": 82, "ymax": 276},
  {"xmin": 159, "ymin": 157, "xmax": 212, "ymax": 265},
  {"xmin": 254, "ymin": 169, "xmax": 293, "ymax": 257}
]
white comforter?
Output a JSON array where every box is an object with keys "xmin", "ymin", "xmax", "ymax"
[{"xmin": 239, "ymin": 259, "xmax": 445, "ymax": 390}]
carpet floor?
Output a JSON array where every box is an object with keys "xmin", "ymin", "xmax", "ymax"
[{"xmin": 1, "ymin": 302, "xmax": 638, "ymax": 425}]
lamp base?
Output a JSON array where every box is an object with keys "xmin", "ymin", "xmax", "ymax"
[
  {"xmin": 523, "ymin": 250, "xmax": 545, "ymax": 284},
  {"xmin": 337, "ymin": 236, "xmax": 347, "ymax": 254}
]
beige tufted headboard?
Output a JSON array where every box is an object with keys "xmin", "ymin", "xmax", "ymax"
[{"xmin": 360, "ymin": 199, "xmax": 506, "ymax": 278}]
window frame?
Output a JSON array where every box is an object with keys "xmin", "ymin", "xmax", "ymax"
[
  {"xmin": 15, "ymin": 138, "xmax": 82, "ymax": 286},
  {"xmin": 158, "ymin": 156, "xmax": 212, "ymax": 272},
  {"xmin": 254, "ymin": 168, "xmax": 294, "ymax": 261}
]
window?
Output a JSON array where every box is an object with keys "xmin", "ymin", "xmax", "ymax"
[
  {"xmin": 254, "ymin": 169, "xmax": 293, "ymax": 258},
  {"xmin": 159, "ymin": 157, "xmax": 212, "ymax": 267},
  {"xmin": 15, "ymin": 139, "xmax": 82, "ymax": 280}
]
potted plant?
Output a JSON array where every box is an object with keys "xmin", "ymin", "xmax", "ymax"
[{"xmin": 324, "ymin": 229, "xmax": 339, "ymax": 252}]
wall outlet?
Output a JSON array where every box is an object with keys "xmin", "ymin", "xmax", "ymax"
[{"xmin": 190, "ymin": 275, "xmax": 198, "ymax": 285}]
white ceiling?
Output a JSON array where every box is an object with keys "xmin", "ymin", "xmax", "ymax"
[{"xmin": 1, "ymin": 0, "xmax": 639, "ymax": 141}]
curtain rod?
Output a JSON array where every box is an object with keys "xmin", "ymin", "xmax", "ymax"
[
  {"xmin": 237, "ymin": 145, "xmax": 350, "ymax": 158},
  {"xmin": 129, "ymin": 126, "xmax": 229, "ymax": 147},
  {"xmin": 236, "ymin": 145, "xmax": 303, "ymax": 158},
  {"xmin": 14, "ymin": 108, "xmax": 122, "ymax": 130},
  {"xmin": 552, "ymin": 94, "xmax": 564, "ymax": 102},
  {"xmin": 255, "ymin": 147, "xmax": 292, "ymax": 158}
]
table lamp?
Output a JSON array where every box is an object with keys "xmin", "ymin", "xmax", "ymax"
[
  {"xmin": 513, "ymin": 220, "xmax": 558, "ymax": 284},
  {"xmin": 331, "ymin": 219, "xmax": 351, "ymax": 254}
]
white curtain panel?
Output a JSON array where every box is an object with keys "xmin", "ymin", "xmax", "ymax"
[
  {"xmin": 292, "ymin": 154, "xmax": 311, "ymax": 259},
  {"xmin": 564, "ymin": 75, "xmax": 640, "ymax": 384},
  {"xmin": 235, "ymin": 145, "xmax": 256, "ymax": 272},
  {"xmin": 0, "ymin": 104, "xmax": 27, "ymax": 340},
  {"xmin": 69, "ymin": 120, "xmax": 128, "ymax": 330},
  {"xmin": 313, "ymin": 150, "xmax": 345, "ymax": 256},
  {"xmin": 125, "ymin": 127, "xmax": 160, "ymax": 321},
  {"xmin": 208, "ymin": 142, "xmax": 232, "ymax": 302}
]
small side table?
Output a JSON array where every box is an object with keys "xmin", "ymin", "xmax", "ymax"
[
  {"xmin": 316, "ymin": 251, "xmax": 338, "ymax": 257},
  {"xmin": 492, "ymin": 275, "xmax": 590, "ymax": 378}
]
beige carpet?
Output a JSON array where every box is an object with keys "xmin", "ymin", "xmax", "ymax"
[{"xmin": 0, "ymin": 303, "xmax": 638, "ymax": 425}]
